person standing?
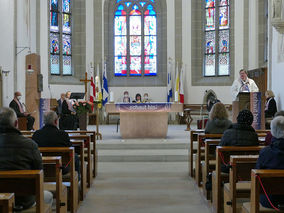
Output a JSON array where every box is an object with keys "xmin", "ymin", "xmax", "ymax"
[{"xmin": 231, "ymin": 69, "xmax": 259, "ymax": 101}]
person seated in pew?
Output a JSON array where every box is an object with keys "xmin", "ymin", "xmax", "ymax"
[
  {"xmin": 205, "ymin": 102, "xmax": 232, "ymax": 134},
  {"xmin": 256, "ymin": 115, "xmax": 284, "ymax": 208},
  {"xmin": 9, "ymin": 91, "xmax": 35, "ymax": 130},
  {"xmin": 219, "ymin": 110, "xmax": 258, "ymax": 173},
  {"xmin": 265, "ymin": 111, "xmax": 284, "ymax": 146},
  {"xmin": 219, "ymin": 110, "xmax": 258, "ymax": 146},
  {"xmin": 32, "ymin": 111, "xmax": 80, "ymax": 180},
  {"xmin": 0, "ymin": 107, "xmax": 53, "ymax": 210}
]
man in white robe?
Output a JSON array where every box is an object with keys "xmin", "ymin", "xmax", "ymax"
[{"xmin": 231, "ymin": 69, "xmax": 259, "ymax": 101}]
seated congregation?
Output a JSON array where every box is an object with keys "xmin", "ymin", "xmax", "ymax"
[
  {"xmin": 190, "ymin": 103, "xmax": 284, "ymax": 213},
  {"xmin": 0, "ymin": 107, "xmax": 97, "ymax": 213}
]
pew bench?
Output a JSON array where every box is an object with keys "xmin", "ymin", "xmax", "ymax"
[
  {"xmin": 42, "ymin": 156, "xmax": 67, "ymax": 213},
  {"xmin": 224, "ymin": 155, "xmax": 259, "ymax": 213},
  {"xmin": 242, "ymin": 169, "xmax": 284, "ymax": 213},
  {"xmin": 39, "ymin": 147, "xmax": 78, "ymax": 213},
  {"xmin": 0, "ymin": 170, "xmax": 51, "ymax": 213},
  {"xmin": 212, "ymin": 146, "xmax": 264, "ymax": 213},
  {"xmin": 201, "ymin": 139, "xmax": 221, "ymax": 200},
  {"xmin": 189, "ymin": 129, "xmax": 204, "ymax": 177},
  {"xmin": 0, "ymin": 193, "xmax": 15, "ymax": 213}
]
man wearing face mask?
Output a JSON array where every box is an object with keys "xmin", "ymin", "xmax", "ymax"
[
  {"xmin": 143, "ymin": 93, "xmax": 150, "ymax": 103},
  {"xmin": 9, "ymin": 91, "xmax": 35, "ymax": 130},
  {"xmin": 231, "ymin": 69, "xmax": 259, "ymax": 101}
]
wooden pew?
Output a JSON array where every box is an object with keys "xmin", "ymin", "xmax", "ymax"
[
  {"xmin": 66, "ymin": 130, "xmax": 97, "ymax": 178},
  {"xmin": 42, "ymin": 156, "xmax": 67, "ymax": 213},
  {"xmin": 71, "ymin": 141, "xmax": 87, "ymax": 201},
  {"xmin": 39, "ymin": 147, "xmax": 78, "ymax": 213},
  {"xmin": 189, "ymin": 129, "xmax": 204, "ymax": 177},
  {"xmin": 224, "ymin": 155, "xmax": 259, "ymax": 213},
  {"xmin": 69, "ymin": 135, "xmax": 93, "ymax": 187},
  {"xmin": 212, "ymin": 146, "xmax": 264, "ymax": 213},
  {"xmin": 202, "ymin": 139, "xmax": 221, "ymax": 200},
  {"xmin": 195, "ymin": 134, "xmax": 223, "ymax": 186},
  {"xmin": 242, "ymin": 169, "xmax": 284, "ymax": 213},
  {"xmin": 0, "ymin": 170, "xmax": 50, "ymax": 213},
  {"xmin": 0, "ymin": 193, "xmax": 14, "ymax": 213}
]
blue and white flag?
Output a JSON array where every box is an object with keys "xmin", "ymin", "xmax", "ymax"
[
  {"xmin": 167, "ymin": 62, "xmax": 173, "ymax": 102},
  {"xmin": 102, "ymin": 62, "xmax": 109, "ymax": 106}
]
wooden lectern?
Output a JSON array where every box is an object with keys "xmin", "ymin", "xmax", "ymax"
[{"xmin": 232, "ymin": 92, "xmax": 265, "ymax": 129}]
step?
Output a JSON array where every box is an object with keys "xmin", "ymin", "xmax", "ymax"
[
  {"xmin": 98, "ymin": 149, "xmax": 188, "ymax": 162},
  {"xmin": 97, "ymin": 141, "xmax": 189, "ymax": 150}
]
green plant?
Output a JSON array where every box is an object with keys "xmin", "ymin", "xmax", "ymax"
[{"xmin": 73, "ymin": 101, "xmax": 92, "ymax": 115}]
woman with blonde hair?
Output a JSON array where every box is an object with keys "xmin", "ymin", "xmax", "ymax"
[
  {"xmin": 205, "ymin": 102, "xmax": 232, "ymax": 134},
  {"xmin": 265, "ymin": 90, "xmax": 277, "ymax": 118}
]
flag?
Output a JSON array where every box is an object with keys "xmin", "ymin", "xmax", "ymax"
[
  {"xmin": 102, "ymin": 62, "xmax": 109, "ymax": 106},
  {"xmin": 96, "ymin": 64, "xmax": 103, "ymax": 108},
  {"xmin": 88, "ymin": 65, "xmax": 96, "ymax": 111},
  {"xmin": 175, "ymin": 62, "xmax": 180, "ymax": 102},
  {"xmin": 167, "ymin": 61, "xmax": 172, "ymax": 102},
  {"xmin": 179, "ymin": 63, "xmax": 184, "ymax": 104}
]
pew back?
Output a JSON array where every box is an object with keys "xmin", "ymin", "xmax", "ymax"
[{"xmin": 0, "ymin": 193, "xmax": 14, "ymax": 213}]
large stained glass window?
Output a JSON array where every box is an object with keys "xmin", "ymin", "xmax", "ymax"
[
  {"xmin": 204, "ymin": 0, "xmax": 230, "ymax": 76},
  {"xmin": 114, "ymin": 0, "xmax": 157, "ymax": 77},
  {"xmin": 50, "ymin": 0, "xmax": 72, "ymax": 75}
]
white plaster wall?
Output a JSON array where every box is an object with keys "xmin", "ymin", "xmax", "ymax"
[
  {"xmin": 109, "ymin": 87, "xmax": 167, "ymax": 102},
  {"xmin": 271, "ymin": 28, "xmax": 284, "ymax": 110},
  {"xmin": 86, "ymin": 0, "xmax": 94, "ymax": 73},
  {"xmin": 0, "ymin": 0, "xmax": 15, "ymax": 106}
]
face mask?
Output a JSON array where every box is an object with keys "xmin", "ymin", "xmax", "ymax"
[
  {"xmin": 144, "ymin": 96, "xmax": 148, "ymax": 99},
  {"xmin": 124, "ymin": 94, "xmax": 129, "ymax": 98},
  {"xmin": 17, "ymin": 96, "xmax": 22, "ymax": 101}
]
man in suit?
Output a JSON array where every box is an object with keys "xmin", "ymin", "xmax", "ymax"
[
  {"xmin": 57, "ymin": 93, "xmax": 65, "ymax": 115},
  {"xmin": 32, "ymin": 111, "xmax": 80, "ymax": 179},
  {"xmin": 9, "ymin": 91, "xmax": 35, "ymax": 130}
]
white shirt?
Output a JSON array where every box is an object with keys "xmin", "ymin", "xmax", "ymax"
[{"xmin": 231, "ymin": 78, "xmax": 259, "ymax": 101}]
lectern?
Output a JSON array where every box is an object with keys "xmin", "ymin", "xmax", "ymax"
[{"xmin": 232, "ymin": 92, "xmax": 264, "ymax": 130}]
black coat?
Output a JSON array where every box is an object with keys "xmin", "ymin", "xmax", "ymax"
[
  {"xmin": 32, "ymin": 124, "xmax": 72, "ymax": 147},
  {"xmin": 0, "ymin": 125, "xmax": 42, "ymax": 209},
  {"xmin": 256, "ymin": 137, "xmax": 284, "ymax": 208},
  {"xmin": 265, "ymin": 98, "xmax": 277, "ymax": 118},
  {"xmin": 219, "ymin": 124, "xmax": 259, "ymax": 146},
  {"xmin": 9, "ymin": 99, "xmax": 25, "ymax": 117},
  {"xmin": 205, "ymin": 118, "xmax": 232, "ymax": 134}
]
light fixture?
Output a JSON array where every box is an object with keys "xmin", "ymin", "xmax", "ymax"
[
  {"xmin": 0, "ymin": 66, "xmax": 10, "ymax": 76},
  {"xmin": 27, "ymin": 64, "xmax": 34, "ymax": 74}
]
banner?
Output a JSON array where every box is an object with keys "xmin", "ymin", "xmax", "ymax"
[
  {"xmin": 250, "ymin": 92, "xmax": 262, "ymax": 130},
  {"xmin": 115, "ymin": 103, "xmax": 172, "ymax": 112}
]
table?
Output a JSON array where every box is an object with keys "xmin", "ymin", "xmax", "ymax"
[{"xmin": 106, "ymin": 103, "xmax": 183, "ymax": 139}]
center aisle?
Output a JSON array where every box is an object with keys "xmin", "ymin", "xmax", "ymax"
[{"xmin": 77, "ymin": 125, "xmax": 211, "ymax": 213}]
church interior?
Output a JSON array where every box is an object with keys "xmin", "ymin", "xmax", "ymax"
[{"xmin": 1, "ymin": 0, "xmax": 284, "ymax": 212}]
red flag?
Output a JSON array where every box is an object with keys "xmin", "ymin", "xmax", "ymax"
[{"xmin": 90, "ymin": 76, "xmax": 96, "ymax": 110}]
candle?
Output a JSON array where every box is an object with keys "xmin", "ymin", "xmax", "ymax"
[
  {"xmin": 175, "ymin": 91, "xmax": 179, "ymax": 102},
  {"xmin": 110, "ymin": 91, "xmax": 114, "ymax": 103}
]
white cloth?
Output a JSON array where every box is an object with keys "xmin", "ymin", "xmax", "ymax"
[{"xmin": 231, "ymin": 78, "xmax": 259, "ymax": 101}]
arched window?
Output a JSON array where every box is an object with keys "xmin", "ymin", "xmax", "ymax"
[
  {"xmin": 114, "ymin": 0, "xmax": 157, "ymax": 77},
  {"xmin": 204, "ymin": 0, "xmax": 230, "ymax": 76},
  {"xmin": 50, "ymin": 0, "xmax": 72, "ymax": 75}
]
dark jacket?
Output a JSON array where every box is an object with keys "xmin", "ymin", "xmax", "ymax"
[
  {"xmin": 62, "ymin": 100, "xmax": 72, "ymax": 115},
  {"xmin": 9, "ymin": 99, "xmax": 25, "ymax": 117},
  {"xmin": 0, "ymin": 125, "xmax": 42, "ymax": 209},
  {"xmin": 57, "ymin": 99, "xmax": 63, "ymax": 115},
  {"xmin": 32, "ymin": 124, "xmax": 72, "ymax": 147},
  {"xmin": 205, "ymin": 118, "xmax": 232, "ymax": 134},
  {"xmin": 265, "ymin": 98, "xmax": 277, "ymax": 118},
  {"xmin": 219, "ymin": 124, "xmax": 259, "ymax": 146},
  {"xmin": 256, "ymin": 137, "xmax": 284, "ymax": 208}
]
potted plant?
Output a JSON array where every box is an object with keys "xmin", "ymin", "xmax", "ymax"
[{"xmin": 73, "ymin": 101, "xmax": 92, "ymax": 130}]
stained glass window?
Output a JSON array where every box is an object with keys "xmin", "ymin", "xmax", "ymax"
[
  {"xmin": 49, "ymin": 0, "xmax": 72, "ymax": 75},
  {"xmin": 204, "ymin": 0, "xmax": 230, "ymax": 76},
  {"xmin": 114, "ymin": 0, "xmax": 157, "ymax": 77}
]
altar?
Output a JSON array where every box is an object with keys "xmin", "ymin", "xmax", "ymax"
[{"xmin": 106, "ymin": 103, "xmax": 183, "ymax": 139}]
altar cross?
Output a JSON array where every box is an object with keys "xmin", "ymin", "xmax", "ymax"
[{"xmin": 80, "ymin": 72, "xmax": 92, "ymax": 100}]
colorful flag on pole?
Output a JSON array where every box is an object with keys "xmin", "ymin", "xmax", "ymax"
[
  {"xmin": 88, "ymin": 65, "xmax": 96, "ymax": 111},
  {"xmin": 167, "ymin": 61, "xmax": 172, "ymax": 102},
  {"xmin": 175, "ymin": 62, "xmax": 180, "ymax": 102},
  {"xmin": 179, "ymin": 63, "xmax": 184, "ymax": 104},
  {"xmin": 102, "ymin": 62, "xmax": 109, "ymax": 106}
]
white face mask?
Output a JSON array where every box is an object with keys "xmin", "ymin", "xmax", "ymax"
[
  {"xmin": 17, "ymin": 96, "xmax": 22, "ymax": 101},
  {"xmin": 144, "ymin": 96, "xmax": 148, "ymax": 99},
  {"xmin": 124, "ymin": 94, "xmax": 129, "ymax": 98}
]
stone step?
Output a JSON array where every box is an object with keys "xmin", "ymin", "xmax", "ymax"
[
  {"xmin": 98, "ymin": 149, "xmax": 188, "ymax": 162},
  {"xmin": 97, "ymin": 141, "xmax": 189, "ymax": 150}
]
